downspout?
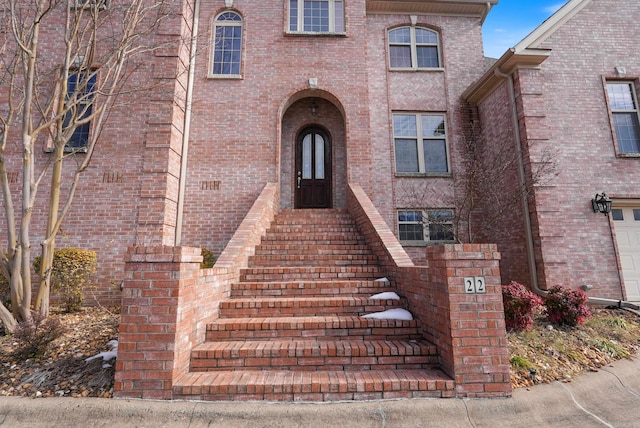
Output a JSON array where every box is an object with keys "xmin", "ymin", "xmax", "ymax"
[
  {"xmin": 494, "ymin": 67, "xmax": 540, "ymax": 296},
  {"xmin": 494, "ymin": 67, "xmax": 639, "ymax": 310},
  {"xmin": 175, "ymin": 0, "xmax": 200, "ymax": 246}
]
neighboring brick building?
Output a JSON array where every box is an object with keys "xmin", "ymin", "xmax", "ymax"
[{"xmin": 465, "ymin": 0, "xmax": 640, "ymax": 302}]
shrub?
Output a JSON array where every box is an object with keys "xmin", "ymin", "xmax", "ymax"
[
  {"xmin": 502, "ymin": 281, "xmax": 544, "ymax": 332},
  {"xmin": 13, "ymin": 311, "xmax": 65, "ymax": 358},
  {"xmin": 34, "ymin": 248, "xmax": 97, "ymax": 312},
  {"xmin": 200, "ymin": 247, "xmax": 216, "ymax": 269},
  {"xmin": 544, "ymin": 285, "xmax": 591, "ymax": 327}
]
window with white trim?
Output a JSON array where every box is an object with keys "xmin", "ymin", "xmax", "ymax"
[
  {"xmin": 398, "ymin": 210, "xmax": 454, "ymax": 243},
  {"xmin": 607, "ymin": 81, "xmax": 640, "ymax": 154},
  {"xmin": 388, "ymin": 26, "xmax": 440, "ymax": 69},
  {"xmin": 288, "ymin": 0, "xmax": 345, "ymax": 33},
  {"xmin": 393, "ymin": 113, "xmax": 448, "ymax": 173},
  {"xmin": 212, "ymin": 11, "xmax": 243, "ymax": 77}
]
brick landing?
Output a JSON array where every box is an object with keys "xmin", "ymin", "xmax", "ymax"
[{"xmin": 172, "ymin": 209, "xmax": 454, "ymax": 401}]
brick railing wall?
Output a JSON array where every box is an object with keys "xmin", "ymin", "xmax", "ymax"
[
  {"xmin": 347, "ymin": 183, "xmax": 511, "ymax": 398},
  {"xmin": 114, "ymin": 183, "xmax": 279, "ymax": 399}
]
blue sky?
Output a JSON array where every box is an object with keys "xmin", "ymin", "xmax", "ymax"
[{"xmin": 482, "ymin": 0, "xmax": 569, "ymax": 58}]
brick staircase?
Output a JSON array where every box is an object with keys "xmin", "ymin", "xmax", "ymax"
[{"xmin": 173, "ymin": 209, "xmax": 454, "ymax": 401}]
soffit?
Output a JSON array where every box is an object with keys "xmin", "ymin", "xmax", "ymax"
[{"xmin": 366, "ymin": 0, "xmax": 498, "ymax": 16}]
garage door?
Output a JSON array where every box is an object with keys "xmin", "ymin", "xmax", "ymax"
[{"xmin": 611, "ymin": 207, "xmax": 640, "ymax": 301}]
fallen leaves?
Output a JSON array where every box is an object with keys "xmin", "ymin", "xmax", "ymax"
[
  {"xmin": 0, "ymin": 307, "xmax": 119, "ymax": 398},
  {"xmin": 509, "ymin": 308, "xmax": 640, "ymax": 389}
]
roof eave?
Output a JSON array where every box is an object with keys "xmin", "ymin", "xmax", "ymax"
[{"xmin": 462, "ymin": 48, "xmax": 551, "ymax": 104}]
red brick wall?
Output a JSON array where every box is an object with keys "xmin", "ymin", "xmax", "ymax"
[
  {"xmin": 348, "ymin": 183, "xmax": 511, "ymax": 397},
  {"xmin": 115, "ymin": 182, "xmax": 278, "ymax": 399},
  {"xmin": 474, "ymin": 0, "xmax": 639, "ymax": 299},
  {"xmin": 0, "ymin": 0, "xmax": 192, "ymax": 306}
]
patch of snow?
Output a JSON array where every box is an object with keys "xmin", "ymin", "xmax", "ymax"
[
  {"xmin": 374, "ymin": 277, "xmax": 389, "ymax": 283},
  {"xmin": 369, "ymin": 292, "xmax": 400, "ymax": 300},
  {"xmin": 85, "ymin": 340, "xmax": 118, "ymax": 363},
  {"xmin": 361, "ymin": 308, "xmax": 413, "ymax": 321}
]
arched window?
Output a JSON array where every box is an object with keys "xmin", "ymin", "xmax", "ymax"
[
  {"xmin": 388, "ymin": 26, "xmax": 440, "ymax": 69},
  {"xmin": 212, "ymin": 11, "xmax": 243, "ymax": 76}
]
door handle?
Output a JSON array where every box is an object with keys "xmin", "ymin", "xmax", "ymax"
[{"xmin": 297, "ymin": 171, "xmax": 301, "ymax": 189}]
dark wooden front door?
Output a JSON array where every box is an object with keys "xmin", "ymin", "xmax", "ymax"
[{"xmin": 295, "ymin": 127, "xmax": 332, "ymax": 208}]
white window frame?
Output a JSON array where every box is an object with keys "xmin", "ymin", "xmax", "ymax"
[
  {"xmin": 210, "ymin": 11, "xmax": 244, "ymax": 78},
  {"xmin": 288, "ymin": 0, "xmax": 345, "ymax": 34},
  {"xmin": 393, "ymin": 112, "xmax": 450, "ymax": 174},
  {"xmin": 606, "ymin": 81, "xmax": 640, "ymax": 155},
  {"xmin": 388, "ymin": 26, "xmax": 441, "ymax": 70},
  {"xmin": 397, "ymin": 209, "xmax": 455, "ymax": 244}
]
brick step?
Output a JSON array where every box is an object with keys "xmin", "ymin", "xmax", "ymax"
[
  {"xmin": 230, "ymin": 280, "xmax": 393, "ymax": 298},
  {"xmin": 239, "ymin": 266, "xmax": 385, "ymax": 282},
  {"xmin": 254, "ymin": 244, "xmax": 372, "ymax": 256},
  {"xmin": 173, "ymin": 369, "xmax": 455, "ymax": 401},
  {"xmin": 190, "ymin": 339, "xmax": 438, "ymax": 371},
  {"xmin": 247, "ymin": 253, "xmax": 378, "ymax": 267},
  {"xmin": 266, "ymin": 225, "xmax": 360, "ymax": 234},
  {"xmin": 261, "ymin": 232, "xmax": 366, "ymax": 242},
  {"xmin": 219, "ymin": 296, "xmax": 405, "ymax": 318},
  {"xmin": 205, "ymin": 316, "xmax": 423, "ymax": 341}
]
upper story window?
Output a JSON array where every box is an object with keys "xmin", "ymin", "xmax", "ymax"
[
  {"xmin": 607, "ymin": 81, "xmax": 640, "ymax": 154},
  {"xmin": 211, "ymin": 11, "xmax": 243, "ymax": 77},
  {"xmin": 393, "ymin": 113, "xmax": 449, "ymax": 174},
  {"xmin": 64, "ymin": 71, "xmax": 96, "ymax": 150},
  {"xmin": 289, "ymin": 0, "xmax": 345, "ymax": 34},
  {"xmin": 388, "ymin": 26, "xmax": 440, "ymax": 70}
]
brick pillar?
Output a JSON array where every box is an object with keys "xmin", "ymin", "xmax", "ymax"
[
  {"xmin": 114, "ymin": 246, "xmax": 202, "ymax": 400},
  {"xmin": 426, "ymin": 244, "xmax": 511, "ymax": 398}
]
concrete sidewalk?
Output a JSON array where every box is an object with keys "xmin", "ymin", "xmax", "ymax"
[{"xmin": 1, "ymin": 357, "xmax": 639, "ymax": 428}]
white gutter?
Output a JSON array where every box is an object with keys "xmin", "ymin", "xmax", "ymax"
[{"xmin": 175, "ymin": 0, "xmax": 200, "ymax": 246}]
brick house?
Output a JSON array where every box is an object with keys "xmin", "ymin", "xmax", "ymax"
[
  {"xmin": 2, "ymin": 0, "xmax": 638, "ymax": 401},
  {"xmin": 464, "ymin": 0, "xmax": 640, "ymax": 302}
]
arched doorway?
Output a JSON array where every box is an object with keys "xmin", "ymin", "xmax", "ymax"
[{"xmin": 295, "ymin": 126, "xmax": 332, "ymax": 208}]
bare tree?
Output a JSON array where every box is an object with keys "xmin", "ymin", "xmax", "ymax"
[
  {"xmin": 0, "ymin": 0, "xmax": 177, "ymax": 333},
  {"xmin": 398, "ymin": 118, "xmax": 558, "ymax": 244}
]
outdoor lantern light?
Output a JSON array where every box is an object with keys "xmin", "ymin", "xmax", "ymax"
[
  {"xmin": 592, "ymin": 192, "xmax": 612, "ymax": 215},
  {"xmin": 310, "ymin": 99, "xmax": 318, "ymax": 116}
]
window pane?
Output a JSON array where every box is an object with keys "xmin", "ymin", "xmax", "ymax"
[
  {"xmin": 315, "ymin": 135, "xmax": 325, "ymax": 179},
  {"xmin": 399, "ymin": 224, "xmax": 424, "ymax": 241},
  {"xmin": 213, "ymin": 21, "xmax": 242, "ymax": 75},
  {"xmin": 393, "ymin": 114, "xmax": 417, "ymax": 137},
  {"xmin": 388, "ymin": 28, "xmax": 411, "ymax": 43},
  {"xmin": 611, "ymin": 209, "xmax": 624, "ymax": 221},
  {"xmin": 399, "ymin": 210, "xmax": 422, "ymax": 222},
  {"xmin": 395, "ymin": 139, "xmax": 419, "ymax": 172},
  {"xmin": 218, "ymin": 12, "xmax": 241, "ymax": 21},
  {"xmin": 608, "ymin": 83, "xmax": 637, "ymax": 110},
  {"xmin": 414, "ymin": 28, "xmax": 437, "ymax": 44},
  {"xmin": 422, "ymin": 115, "xmax": 445, "ymax": 137},
  {"xmin": 423, "ymin": 139, "xmax": 448, "ymax": 172},
  {"xmin": 289, "ymin": 0, "xmax": 298, "ymax": 31},
  {"xmin": 429, "ymin": 223, "xmax": 454, "ymax": 241},
  {"xmin": 613, "ymin": 112, "xmax": 640, "ymax": 153},
  {"xmin": 634, "ymin": 209, "xmax": 640, "ymax": 221},
  {"xmin": 303, "ymin": 0, "xmax": 329, "ymax": 32},
  {"xmin": 302, "ymin": 134, "xmax": 312, "ymax": 179},
  {"xmin": 389, "ymin": 45, "xmax": 412, "ymax": 68},
  {"xmin": 334, "ymin": 0, "xmax": 344, "ymax": 32},
  {"xmin": 416, "ymin": 46, "xmax": 439, "ymax": 68}
]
